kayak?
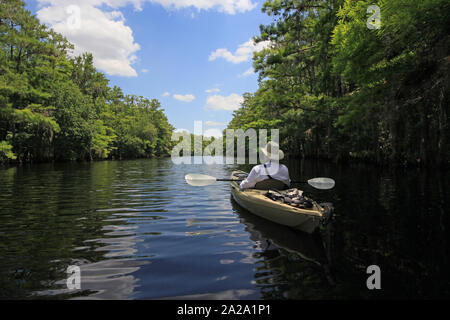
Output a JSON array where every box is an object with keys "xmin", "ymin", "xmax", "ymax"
[{"xmin": 230, "ymin": 170, "xmax": 332, "ymax": 234}]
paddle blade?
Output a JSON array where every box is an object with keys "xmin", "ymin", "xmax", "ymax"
[
  {"xmin": 307, "ymin": 177, "xmax": 335, "ymax": 190},
  {"xmin": 185, "ymin": 174, "xmax": 217, "ymax": 187}
]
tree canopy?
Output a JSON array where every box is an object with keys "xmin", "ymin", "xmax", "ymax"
[
  {"xmin": 0, "ymin": 0, "xmax": 174, "ymax": 164},
  {"xmin": 228, "ymin": 0, "xmax": 449, "ymax": 166}
]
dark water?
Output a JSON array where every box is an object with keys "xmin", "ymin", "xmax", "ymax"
[{"xmin": 0, "ymin": 157, "xmax": 449, "ymax": 299}]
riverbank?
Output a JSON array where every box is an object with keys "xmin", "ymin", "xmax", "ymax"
[{"xmin": 3, "ymin": 152, "xmax": 449, "ymax": 171}]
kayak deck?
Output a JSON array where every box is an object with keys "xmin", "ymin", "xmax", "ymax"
[{"xmin": 230, "ymin": 170, "xmax": 328, "ymax": 234}]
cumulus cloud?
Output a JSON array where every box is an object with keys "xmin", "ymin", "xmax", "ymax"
[
  {"xmin": 38, "ymin": 0, "xmax": 257, "ymax": 14},
  {"xmin": 209, "ymin": 39, "xmax": 271, "ymax": 64},
  {"xmin": 174, "ymin": 94, "xmax": 195, "ymax": 102},
  {"xmin": 206, "ymin": 88, "xmax": 220, "ymax": 93},
  {"xmin": 36, "ymin": 0, "xmax": 257, "ymax": 77},
  {"xmin": 204, "ymin": 94, "xmax": 243, "ymax": 111},
  {"xmin": 141, "ymin": 68, "xmax": 149, "ymax": 73},
  {"xmin": 203, "ymin": 128, "xmax": 223, "ymax": 138},
  {"xmin": 37, "ymin": 0, "xmax": 140, "ymax": 77},
  {"xmin": 162, "ymin": 92, "xmax": 170, "ymax": 97},
  {"xmin": 239, "ymin": 67, "xmax": 254, "ymax": 77},
  {"xmin": 152, "ymin": 0, "xmax": 257, "ymax": 14}
]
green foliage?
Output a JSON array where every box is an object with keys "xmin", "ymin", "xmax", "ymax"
[
  {"xmin": 0, "ymin": 1, "xmax": 174, "ymax": 164},
  {"xmin": 106, "ymin": 92, "xmax": 174, "ymax": 159},
  {"xmin": 0, "ymin": 141, "xmax": 16, "ymax": 162},
  {"xmin": 229, "ymin": 0, "xmax": 450, "ymax": 165}
]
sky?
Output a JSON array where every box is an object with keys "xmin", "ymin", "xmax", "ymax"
[{"xmin": 25, "ymin": 0, "xmax": 273, "ymax": 137}]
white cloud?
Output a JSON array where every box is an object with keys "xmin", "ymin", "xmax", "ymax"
[
  {"xmin": 38, "ymin": 0, "xmax": 257, "ymax": 14},
  {"xmin": 205, "ymin": 88, "xmax": 220, "ymax": 93},
  {"xmin": 239, "ymin": 67, "xmax": 254, "ymax": 77},
  {"xmin": 205, "ymin": 121, "xmax": 227, "ymax": 126},
  {"xmin": 204, "ymin": 94, "xmax": 243, "ymax": 111},
  {"xmin": 162, "ymin": 92, "xmax": 170, "ymax": 97},
  {"xmin": 36, "ymin": 0, "xmax": 257, "ymax": 77},
  {"xmin": 174, "ymin": 128, "xmax": 190, "ymax": 133},
  {"xmin": 151, "ymin": 0, "xmax": 257, "ymax": 15},
  {"xmin": 174, "ymin": 94, "xmax": 195, "ymax": 102},
  {"xmin": 209, "ymin": 39, "xmax": 271, "ymax": 64},
  {"xmin": 203, "ymin": 128, "xmax": 223, "ymax": 138},
  {"xmin": 37, "ymin": 1, "xmax": 140, "ymax": 77},
  {"xmin": 141, "ymin": 68, "xmax": 149, "ymax": 73}
]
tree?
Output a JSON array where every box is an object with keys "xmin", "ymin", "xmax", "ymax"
[
  {"xmin": 228, "ymin": 0, "xmax": 449, "ymax": 166},
  {"xmin": 0, "ymin": 0, "xmax": 175, "ymax": 164}
]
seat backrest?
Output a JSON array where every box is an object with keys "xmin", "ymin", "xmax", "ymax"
[{"xmin": 254, "ymin": 178, "xmax": 289, "ymax": 190}]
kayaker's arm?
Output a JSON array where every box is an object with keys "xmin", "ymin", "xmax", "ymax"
[{"xmin": 239, "ymin": 167, "xmax": 260, "ymax": 189}]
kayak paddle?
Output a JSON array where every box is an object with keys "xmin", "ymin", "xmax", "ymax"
[{"xmin": 185, "ymin": 174, "xmax": 335, "ymax": 190}]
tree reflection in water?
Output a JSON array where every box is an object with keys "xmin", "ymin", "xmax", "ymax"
[{"xmin": 230, "ymin": 197, "xmax": 336, "ymax": 299}]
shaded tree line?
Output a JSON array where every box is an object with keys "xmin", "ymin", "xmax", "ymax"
[
  {"xmin": 0, "ymin": 0, "xmax": 174, "ymax": 164},
  {"xmin": 228, "ymin": 0, "xmax": 449, "ymax": 166}
]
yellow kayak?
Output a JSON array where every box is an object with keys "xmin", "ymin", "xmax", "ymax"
[{"xmin": 230, "ymin": 170, "xmax": 331, "ymax": 234}]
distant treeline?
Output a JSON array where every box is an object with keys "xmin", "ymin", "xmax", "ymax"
[
  {"xmin": 0, "ymin": 0, "xmax": 174, "ymax": 164},
  {"xmin": 228, "ymin": 0, "xmax": 449, "ymax": 166}
]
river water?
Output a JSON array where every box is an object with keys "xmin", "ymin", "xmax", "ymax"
[{"xmin": 0, "ymin": 157, "xmax": 449, "ymax": 299}]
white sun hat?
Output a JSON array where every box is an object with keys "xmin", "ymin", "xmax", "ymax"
[{"xmin": 261, "ymin": 141, "xmax": 284, "ymax": 161}]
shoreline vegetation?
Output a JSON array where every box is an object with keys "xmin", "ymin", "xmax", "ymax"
[
  {"xmin": 1, "ymin": 0, "xmax": 449, "ymax": 169},
  {"xmin": 0, "ymin": 1, "xmax": 174, "ymax": 165},
  {"xmin": 227, "ymin": 0, "xmax": 449, "ymax": 168}
]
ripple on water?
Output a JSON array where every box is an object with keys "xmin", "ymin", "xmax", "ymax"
[{"xmin": 5, "ymin": 158, "xmax": 445, "ymax": 299}]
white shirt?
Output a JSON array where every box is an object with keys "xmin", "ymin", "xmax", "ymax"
[{"xmin": 240, "ymin": 161, "xmax": 290, "ymax": 189}]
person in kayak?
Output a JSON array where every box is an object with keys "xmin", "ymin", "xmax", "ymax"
[{"xmin": 240, "ymin": 141, "xmax": 290, "ymax": 190}]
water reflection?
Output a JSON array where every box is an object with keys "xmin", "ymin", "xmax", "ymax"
[
  {"xmin": 0, "ymin": 158, "xmax": 449, "ymax": 299},
  {"xmin": 0, "ymin": 160, "xmax": 176, "ymax": 299},
  {"xmin": 230, "ymin": 197, "xmax": 336, "ymax": 299}
]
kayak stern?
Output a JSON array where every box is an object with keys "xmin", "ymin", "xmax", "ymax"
[{"xmin": 230, "ymin": 170, "xmax": 328, "ymax": 234}]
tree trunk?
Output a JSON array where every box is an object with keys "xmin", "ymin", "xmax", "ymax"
[{"xmin": 419, "ymin": 100, "xmax": 429, "ymax": 165}]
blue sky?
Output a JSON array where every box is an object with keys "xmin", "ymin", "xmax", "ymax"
[{"xmin": 26, "ymin": 0, "xmax": 273, "ymax": 137}]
